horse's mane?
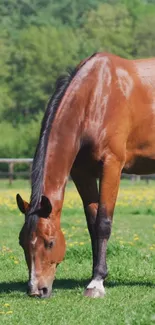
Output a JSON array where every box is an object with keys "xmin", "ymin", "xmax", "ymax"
[
  {"xmin": 29, "ymin": 68, "xmax": 78, "ymax": 213},
  {"xmin": 26, "ymin": 53, "xmax": 97, "ymax": 232}
]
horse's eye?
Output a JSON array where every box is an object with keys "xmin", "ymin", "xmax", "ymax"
[
  {"xmin": 48, "ymin": 241, "xmax": 53, "ymax": 249},
  {"xmin": 44, "ymin": 240, "xmax": 54, "ymax": 249}
]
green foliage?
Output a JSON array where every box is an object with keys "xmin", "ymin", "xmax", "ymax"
[
  {"xmin": 134, "ymin": 12, "xmax": 155, "ymax": 57},
  {"xmin": 0, "ymin": 122, "xmax": 19, "ymax": 157},
  {"xmin": 79, "ymin": 3, "xmax": 133, "ymax": 58},
  {"xmin": 0, "ymin": 37, "xmax": 14, "ymax": 118},
  {"xmin": 6, "ymin": 26, "xmax": 80, "ymax": 124},
  {"xmin": 0, "ymin": 0, "xmax": 155, "ymax": 159},
  {"xmin": 0, "ymin": 116, "xmax": 42, "ymax": 158}
]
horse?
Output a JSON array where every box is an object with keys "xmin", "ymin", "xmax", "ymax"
[{"xmin": 16, "ymin": 52, "xmax": 155, "ymax": 298}]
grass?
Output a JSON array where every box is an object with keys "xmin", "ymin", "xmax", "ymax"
[{"xmin": 0, "ymin": 179, "xmax": 154, "ymax": 325}]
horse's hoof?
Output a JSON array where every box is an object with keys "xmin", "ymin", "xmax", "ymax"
[
  {"xmin": 84, "ymin": 279, "xmax": 105, "ymax": 298},
  {"xmin": 84, "ymin": 287, "xmax": 105, "ymax": 298}
]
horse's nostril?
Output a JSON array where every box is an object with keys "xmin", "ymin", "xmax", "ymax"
[
  {"xmin": 39, "ymin": 287, "xmax": 48, "ymax": 296},
  {"xmin": 42, "ymin": 287, "xmax": 48, "ymax": 295}
]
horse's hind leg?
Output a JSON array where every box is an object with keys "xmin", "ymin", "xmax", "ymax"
[{"xmin": 70, "ymin": 167, "xmax": 99, "ymax": 285}]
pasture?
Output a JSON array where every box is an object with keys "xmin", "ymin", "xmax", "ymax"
[{"xmin": 0, "ymin": 179, "xmax": 154, "ymax": 325}]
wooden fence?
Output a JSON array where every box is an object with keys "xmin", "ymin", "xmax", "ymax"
[
  {"xmin": 0, "ymin": 158, "xmax": 33, "ymax": 184},
  {"xmin": 0, "ymin": 158, "xmax": 154, "ymax": 184}
]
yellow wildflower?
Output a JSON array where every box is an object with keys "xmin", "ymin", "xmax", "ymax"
[{"xmin": 6, "ymin": 311, "xmax": 13, "ymax": 314}]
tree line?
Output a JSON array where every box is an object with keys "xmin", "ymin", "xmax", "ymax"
[{"xmin": 0, "ymin": 0, "xmax": 155, "ymax": 160}]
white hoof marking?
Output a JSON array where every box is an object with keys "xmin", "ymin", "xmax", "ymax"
[{"xmin": 87, "ymin": 279, "xmax": 105, "ymax": 296}]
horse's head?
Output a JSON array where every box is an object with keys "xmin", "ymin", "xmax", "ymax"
[{"xmin": 16, "ymin": 194, "xmax": 66, "ymax": 298}]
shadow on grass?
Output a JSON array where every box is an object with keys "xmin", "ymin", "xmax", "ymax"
[
  {"xmin": 0, "ymin": 279, "xmax": 154, "ymax": 296},
  {"xmin": 54, "ymin": 278, "xmax": 155, "ymax": 290},
  {"xmin": 0, "ymin": 281, "xmax": 27, "ymax": 295}
]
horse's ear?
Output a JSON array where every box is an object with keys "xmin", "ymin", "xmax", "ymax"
[
  {"xmin": 40, "ymin": 196, "xmax": 52, "ymax": 217},
  {"xmin": 16, "ymin": 194, "xmax": 29, "ymax": 214}
]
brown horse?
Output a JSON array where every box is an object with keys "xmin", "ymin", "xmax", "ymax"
[{"xmin": 16, "ymin": 52, "xmax": 155, "ymax": 298}]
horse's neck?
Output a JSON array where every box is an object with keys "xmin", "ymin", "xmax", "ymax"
[
  {"xmin": 42, "ymin": 98, "xmax": 83, "ymax": 220},
  {"xmin": 42, "ymin": 58, "xmax": 101, "ymax": 221}
]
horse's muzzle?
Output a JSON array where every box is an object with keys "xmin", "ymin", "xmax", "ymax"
[{"xmin": 27, "ymin": 284, "xmax": 52, "ymax": 298}]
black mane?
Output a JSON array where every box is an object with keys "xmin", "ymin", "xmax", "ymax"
[
  {"xmin": 29, "ymin": 67, "xmax": 78, "ymax": 214},
  {"xmin": 25, "ymin": 52, "xmax": 97, "ymax": 232}
]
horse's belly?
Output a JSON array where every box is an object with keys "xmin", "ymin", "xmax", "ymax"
[{"xmin": 123, "ymin": 156, "xmax": 155, "ymax": 175}]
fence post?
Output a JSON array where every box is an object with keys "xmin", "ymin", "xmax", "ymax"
[
  {"xmin": 131, "ymin": 175, "xmax": 141, "ymax": 183},
  {"xmin": 9, "ymin": 162, "xmax": 14, "ymax": 185}
]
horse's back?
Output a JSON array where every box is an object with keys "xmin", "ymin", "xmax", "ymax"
[{"xmin": 78, "ymin": 53, "xmax": 155, "ymax": 175}]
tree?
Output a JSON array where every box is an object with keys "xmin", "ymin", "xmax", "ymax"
[
  {"xmin": 134, "ymin": 13, "xmax": 155, "ymax": 58},
  {"xmin": 79, "ymin": 3, "xmax": 133, "ymax": 59},
  {"xmin": 1, "ymin": 0, "xmax": 155, "ymax": 160},
  {"xmin": 0, "ymin": 36, "xmax": 14, "ymax": 119},
  {"xmin": 4, "ymin": 26, "xmax": 80, "ymax": 124}
]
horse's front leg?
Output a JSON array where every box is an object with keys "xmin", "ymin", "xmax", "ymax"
[
  {"xmin": 85, "ymin": 153, "xmax": 123, "ymax": 298},
  {"xmin": 71, "ymin": 167, "xmax": 99, "ymax": 274}
]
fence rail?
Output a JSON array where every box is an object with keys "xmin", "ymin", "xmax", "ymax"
[
  {"xmin": 0, "ymin": 158, "xmax": 155, "ymax": 184},
  {"xmin": 0, "ymin": 158, "xmax": 33, "ymax": 163},
  {"xmin": 0, "ymin": 158, "xmax": 33, "ymax": 184}
]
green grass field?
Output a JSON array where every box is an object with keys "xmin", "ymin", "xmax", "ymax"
[{"xmin": 0, "ymin": 179, "xmax": 154, "ymax": 325}]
